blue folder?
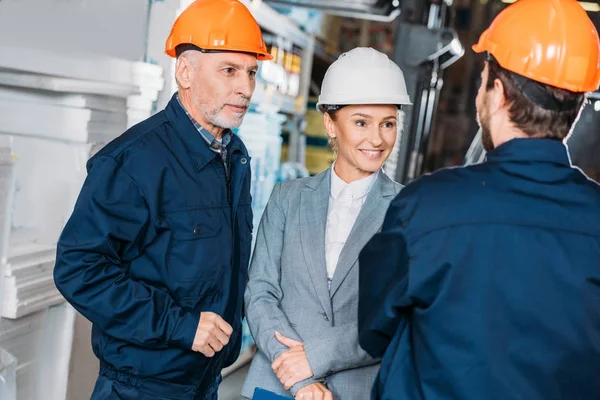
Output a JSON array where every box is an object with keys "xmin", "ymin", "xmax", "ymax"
[{"xmin": 252, "ymin": 387, "xmax": 293, "ymax": 399}]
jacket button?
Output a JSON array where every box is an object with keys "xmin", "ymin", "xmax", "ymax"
[
  {"xmin": 193, "ymin": 227, "xmax": 200, "ymax": 234},
  {"xmin": 241, "ymin": 158, "xmax": 247, "ymax": 164}
]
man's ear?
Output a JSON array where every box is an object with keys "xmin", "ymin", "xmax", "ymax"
[
  {"xmin": 175, "ymin": 55, "xmax": 194, "ymax": 89},
  {"xmin": 489, "ymin": 77, "xmax": 507, "ymax": 115}
]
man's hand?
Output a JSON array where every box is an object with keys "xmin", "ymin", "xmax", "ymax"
[
  {"xmin": 272, "ymin": 331, "xmax": 314, "ymax": 390},
  {"xmin": 192, "ymin": 312, "xmax": 233, "ymax": 357},
  {"xmin": 295, "ymin": 383, "xmax": 333, "ymax": 400}
]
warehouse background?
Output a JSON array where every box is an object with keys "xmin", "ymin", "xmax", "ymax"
[{"xmin": 0, "ymin": 0, "xmax": 598, "ymax": 399}]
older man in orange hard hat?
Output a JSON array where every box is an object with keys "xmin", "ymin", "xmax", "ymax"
[{"xmin": 54, "ymin": 1, "xmax": 272, "ymax": 399}]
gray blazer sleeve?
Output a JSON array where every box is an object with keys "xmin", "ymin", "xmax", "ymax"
[
  {"xmin": 244, "ymin": 183, "xmax": 322, "ymax": 393},
  {"xmin": 303, "ymin": 322, "xmax": 379, "ymax": 379}
]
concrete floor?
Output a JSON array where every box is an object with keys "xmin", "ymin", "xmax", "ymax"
[{"xmin": 218, "ymin": 363, "xmax": 250, "ymax": 399}]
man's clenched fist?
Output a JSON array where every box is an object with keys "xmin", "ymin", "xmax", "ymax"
[{"xmin": 192, "ymin": 312, "xmax": 233, "ymax": 357}]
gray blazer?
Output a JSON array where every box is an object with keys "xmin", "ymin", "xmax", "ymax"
[{"xmin": 242, "ymin": 168, "xmax": 402, "ymax": 399}]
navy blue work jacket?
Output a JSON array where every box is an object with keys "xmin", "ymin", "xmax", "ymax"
[
  {"xmin": 54, "ymin": 94, "xmax": 253, "ymax": 393},
  {"xmin": 359, "ymin": 138, "xmax": 600, "ymax": 400}
]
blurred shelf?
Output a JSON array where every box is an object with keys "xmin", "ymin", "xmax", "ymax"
[
  {"xmin": 314, "ymin": 43, "xmax": 338, "ymax": 65},
  {"xmin": 239, "ymin": 0, "xmax": 310, "ymax": 48},
  {"xmin": 252, "ymin": 82, "xmax": 304, "ymax": 116}
]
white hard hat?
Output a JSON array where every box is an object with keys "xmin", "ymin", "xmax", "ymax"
[{"xmin": 316, "ymin": 47, "xmax": 412, "ymax": 113}]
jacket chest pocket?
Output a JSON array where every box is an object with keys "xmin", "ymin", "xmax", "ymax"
[{"xmin": 164, "ymin": 208, "xmax": 228, "ymax": 282}]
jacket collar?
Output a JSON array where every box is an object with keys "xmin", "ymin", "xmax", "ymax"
[
  {"xmin": 487, "ymin": 138, "xmax": 571, "ymax": 166},
  {"xmin": 164, "ymin": 93, "xmax": 246, "ymax": 171},
  {"xmin": 304, "ymin": 167, "xmax": 397, "ymax": 198}
]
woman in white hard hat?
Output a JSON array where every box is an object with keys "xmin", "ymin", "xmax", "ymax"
[{"xmin": 241, "ymin": 47, "xmax": 411, "ymax": 400}]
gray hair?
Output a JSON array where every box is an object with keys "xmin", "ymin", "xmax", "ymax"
[{"xmin": 174, "ymin": 50, "xmax": 203, "ymax": 89}]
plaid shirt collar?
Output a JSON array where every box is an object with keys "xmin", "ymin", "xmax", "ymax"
[{"xmin": 176, "ymin": 94, "xmax": 232, "ymax": 154}]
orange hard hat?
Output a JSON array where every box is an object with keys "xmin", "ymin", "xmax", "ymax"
[
  {"xmin": 473, "ymin": 0, "xmax": 600, "ymax": 93},
  {"xmin": 165, "ymin": 0, "xmax": 273, "ymax": 61}
]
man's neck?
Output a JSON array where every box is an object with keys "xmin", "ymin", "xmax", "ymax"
[
  {"xmin": 178, "ymin": 91, "xmax": 224, "ymax": 140},
  {"xmin": 493, "ymin": 121, "xmax": 534, "ymax": 148}
]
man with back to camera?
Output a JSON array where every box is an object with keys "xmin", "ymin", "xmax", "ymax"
[
  {"xmin": 53, "ymin": 1, "xmax": 273, "ymax": 398},
  {"xmin": 358, "ymin": 0, "xmax": 600, "ymax": 399}
]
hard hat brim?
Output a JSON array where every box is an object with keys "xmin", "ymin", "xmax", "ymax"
[
  {"xmin": 316, "ymin": 97, "xmax": 413, "ymax": 113},
  {"xmin": 166, "ymin": 43, "xmax": 273, "ymax": 61}
]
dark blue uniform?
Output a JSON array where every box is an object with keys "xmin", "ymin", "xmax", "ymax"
[
  {"xmin": 359, "ymin": 139, "xmax": 600, "ymax": 400},
  {"xmin": 54, "ymin": 94, "xmax": 253, "ymax": 399}
]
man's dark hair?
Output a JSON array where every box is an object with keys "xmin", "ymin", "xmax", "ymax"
[{"xmin": 486, "ymin": 58, "xmax": 586, "ymax": 140}]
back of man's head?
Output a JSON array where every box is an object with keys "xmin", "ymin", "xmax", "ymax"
[
  {"xmin": 473, "ymin": 0, "xmax": 600, "ymax": 140},
  {"xmin": 485, "ymin": 58, "xmax": 585, "ymax": 141}
]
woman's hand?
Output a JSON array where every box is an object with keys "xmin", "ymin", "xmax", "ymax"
[
  {"xmin": 271, "ymin": 332, "xmax": 314, "ymax": 390},
  {"xmin": 295, "ymin": 383, "xmax": 333, "ymax": 400}
]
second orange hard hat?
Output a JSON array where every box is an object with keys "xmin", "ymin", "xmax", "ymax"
[
  {"xmin": 473, "ymin": 0, "xmax": 600, "ymax": 93},
  {"xmin": 165, "ymin": 0, "xmax": 273, "ymax": 61}
]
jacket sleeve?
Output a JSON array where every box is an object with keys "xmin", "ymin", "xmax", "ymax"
[
  {"xmin": 302, "ymin": 321, "xmax": 379, "ymax": 379},
  {"xmin": 357, "ymin": 194, "xmax": 415, "ymax": 358},
  {"xmin": 244, "ymin": 183, "xmax": 323, "ymax": 395},
  {"xmin": 54, "ymin": 155, "xmax": 199, "ymax": 350}
]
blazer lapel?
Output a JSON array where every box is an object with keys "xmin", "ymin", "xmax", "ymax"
[
  {"xmin": 299, "ymin": 169, "xmax": 334, "ymax": 321},
  {"xmin": 329, "ymin": 173, "xmax": 399, "ymax": 297}
]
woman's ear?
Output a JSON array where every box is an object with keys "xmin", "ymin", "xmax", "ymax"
[{"xmin": 324, "ymin": 112, "xmax": 337, "ymax": 140}]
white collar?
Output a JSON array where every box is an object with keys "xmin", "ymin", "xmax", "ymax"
[{"xmin": 330, "ymin": 164, "xmax": 378, "ymax": 201}]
